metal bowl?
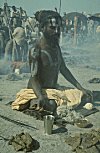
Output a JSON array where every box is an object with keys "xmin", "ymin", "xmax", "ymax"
[{"xmin": 75, "ymin": 119, "xmax": 91, "ymax": 128}]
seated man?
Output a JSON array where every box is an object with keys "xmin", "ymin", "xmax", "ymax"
[
  {"xmin": 4, "ymin": 27, "xmax": 28, "ymax": 73},
  {"xmin": 27, "ymin": 10, "xmax": 92, "ymax": 111},
  {"xmin": 5, "ymin": 27, "xmax": 28, "ymax": 62}
]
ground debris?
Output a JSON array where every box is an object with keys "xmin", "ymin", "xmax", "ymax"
[
  {"xmin": 8, "ymin": 132, "xmax": 40, "ymax": 152},
  {"xmin": 76, "ymin": 146, "xmax": 99, "ymax": 153},
  {"xmin": 6, "ymin": 73, "xmax": 22, "ymax": 81},
  {"xmin": 23, "ymin": 108, "xmax": 53, "ymax": 120},
  {"xmin": 65, "ymin": 133, "xmax": 81, "ymax": 151},
  {"xmin": 65, "ymin": 129, "xmax": 100, "ymax": 153},
  {"xmin": 88, "ymin": 78, "xmax": 100, "ymax": 83}
]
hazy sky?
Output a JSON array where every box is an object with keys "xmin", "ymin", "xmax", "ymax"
[{"xmin": 0, "ymin": 0, "xmax": 100, "ymax": 16}]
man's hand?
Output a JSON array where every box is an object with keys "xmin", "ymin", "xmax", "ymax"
[
  {"xmin": 81, "ymin": 88, "xmax": 93, "ymax": 103},
  {"xmin": 74, "ymin": 88, "xmax": 93, "ymax": 110},
  {"xmin": 37, "ymin": 97, "xmax": 57, "ymax": 114},
  {"xmin": 37, "ymin": 96, "xmax": 48, "ymax": 110}
]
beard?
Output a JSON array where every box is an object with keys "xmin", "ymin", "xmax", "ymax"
[{"xmin": 43, "ymin": 31, "xmax": 60, "ymax": 44}]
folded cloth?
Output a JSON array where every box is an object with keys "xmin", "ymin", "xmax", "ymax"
[{"xmin": 12, "ymin": 88, "xmax": 83, "ymax": 111}]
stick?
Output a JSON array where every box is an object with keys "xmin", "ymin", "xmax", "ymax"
[{"xmin": 0, "ymin": 114, "xmax": 38, "ymax": 130}]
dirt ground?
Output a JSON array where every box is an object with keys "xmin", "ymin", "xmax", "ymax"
[{"xmin": 0, "ymin": 42, "xmax": 100, "ymax": 153}]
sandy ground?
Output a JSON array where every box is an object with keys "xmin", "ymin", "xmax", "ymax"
[{"xmin": 0, "ymin": 42, "xmax": 100, "ymax": 153}]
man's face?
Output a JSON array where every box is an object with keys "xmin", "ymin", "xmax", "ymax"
[{"xmin": 43, "ymin": 17, "xmax": 61, "ymax": 42}]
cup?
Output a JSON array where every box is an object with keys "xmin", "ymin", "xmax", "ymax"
[{"xmin": 44, "ymin": 115, "xmax": 55, "ymax": 135}]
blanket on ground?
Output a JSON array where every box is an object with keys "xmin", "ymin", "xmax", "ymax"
[{"xmin": 12, "ymin": 88, "xmax": 83, "ymax": 111}]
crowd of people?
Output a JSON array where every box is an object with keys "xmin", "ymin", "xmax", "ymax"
[
  {"xmin": 0, "ymin": 2, "xmax": 100, "ymax": 63},
  {"xmin": 0, "ymin": 2, "xmax": 39, "ymax": 62},
  {"xmin": 62, "ymin": 12, "xmax": 100, "ymax": 46}
]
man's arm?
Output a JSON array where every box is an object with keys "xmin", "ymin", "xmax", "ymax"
[
  {"xmin": 60, "ymin": 56, "xmax": 93, "ymax": 101},
  {"xmin": 60, "ymin": 57, "xmax": 83, "ymax": 90},
  {"xmin": 27, "ymin": 46, "xmax": 47, "ymax": 106},
  {"xmin": 27, "ymin": 76, "xmax": 44, "ymax": 100}
]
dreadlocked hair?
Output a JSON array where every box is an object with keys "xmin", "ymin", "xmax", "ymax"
[{"xmin": 35, "ymin": 10, "xmax": 62, "ymax": 27}]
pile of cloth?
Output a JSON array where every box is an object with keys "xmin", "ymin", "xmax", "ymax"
[{"xmin": 12, "ymin": 88, "xmax": 83, "ymax": 111}]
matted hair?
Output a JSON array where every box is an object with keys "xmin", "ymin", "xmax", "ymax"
[{"xmin": 35, "ymin": 10, "xmax": 62, "ymax": 27}]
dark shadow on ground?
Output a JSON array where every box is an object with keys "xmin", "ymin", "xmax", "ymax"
[
  {"xmin": 93, "ymin": 91, "xmax": 100, "ymax": 102},
  {"xmin": 52, "ymin": 127, "xmax": 68, "ymax": 134},
  {"xmin": 75, "ymin": 107, "xmax": 99, "ymax": 117}
]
